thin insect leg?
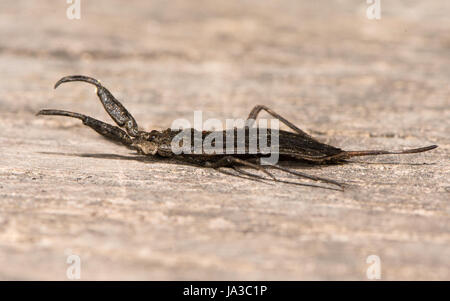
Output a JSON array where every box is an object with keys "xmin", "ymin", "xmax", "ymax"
[
  {"xmin": 234, "ymin": 165, "xmax": 343, "ymax": 191},
  {"xmin": 37, "ymin": 109, "xmax": 133, "ymax": 146},
  {"xmin": 206, "ymin": 156, "xmax": 276, "ymax": 180},
  {"xmin": 175, "ymin": 156, "xmax": 270, "ymax": 184},
  {"xmin": 232, "ymin": 165, "xmax": 273, "ymax": 181},
  {"xmin": 53, "ymin": 75, "xmax": 139, "ymax": 137},
  {"xmin": 228, "ymin": 166, "xmax": 272, "ymax": 184},
  {"xmin": 179, "ymin": 156, "xmax": 342, "ymax": 190},
  {"xmin": 232, "ymin": 158, "xmax": 277, "ymax": 180},
  {"xmin": 212, "ymin": 157, "xmax": 342, "ymax": 190},
  {"xmin": 268, "ymin": 164, "xmax": 345, "ymax": 189},
  {"xmin": 274, "ymin": 178, "xmax": 343, "ymax": 191},
  {"xmin": 246, "ymin": 105, "xmax": 313, "ymax": 139}
]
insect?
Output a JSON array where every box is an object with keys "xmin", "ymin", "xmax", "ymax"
[{"xmin": 37, "ymin": 75, "xmax": 437, "ymax": 190}]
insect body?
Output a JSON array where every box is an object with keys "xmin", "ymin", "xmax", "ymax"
[{"xmin": 37, "ymin": 75, "xmax": 437, "ymax": 190}]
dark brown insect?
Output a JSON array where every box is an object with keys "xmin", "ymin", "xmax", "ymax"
[{"xmin": 37, "ymin": 75, "xmax": 437, "ymax": 190}]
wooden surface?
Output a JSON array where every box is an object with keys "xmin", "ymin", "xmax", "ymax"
[{"xmin": 0, "ymin": 0, "xmax": 449, "ymax": 280}]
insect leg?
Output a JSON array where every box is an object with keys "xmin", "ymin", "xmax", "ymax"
[
  {"xmin": 231, "ymin": 165, "xmax": 272, "ymax": 181},
  {"xmin": 246, "ymin": 105, "xmax": 313, "ymax": 139},
  {"xmin": 174, "ymin": 155, "xmax": 271, "ymax": 184},
  {"xmin": 54, "ymin": 75, "xmax": 139, "ymax": 137},
  {"xmin": 213, "ymin": 158, "xmax": 344, "ymax": 190},
  {"xmin": 190, "ymin": 156, "xmax": 342, "ymax": 190},
  {"xmin": 269, "ymin": 164, "xmax": 345, "ymax": 189},
  {"xmin": 205, "ymin": 156, "xmax": 276, "ymax": 180},
  {"xmin": 37, "ymin": 109, "xmax": 133, "ymax": 146}
]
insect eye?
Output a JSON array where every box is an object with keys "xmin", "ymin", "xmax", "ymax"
[{"xmin": 146, "ymin": 130, "xmax": 160, "ymax": 141}]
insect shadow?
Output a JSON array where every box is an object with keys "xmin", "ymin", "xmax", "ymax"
[{"xmin": 38, "ymin": 151, "xmax": 343, "ymax": 191}]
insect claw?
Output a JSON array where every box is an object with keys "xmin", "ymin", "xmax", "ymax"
[
  {"xmin": 53, "ymin": 75, "xmax": 139, "ymax": 137},
  {"xmin": 37, "ymin": 109, "xmax": 87, "ymax": 120},
  {"xmin": 54, "ymin": 75, "xmax": 102, "ymax": 90}
]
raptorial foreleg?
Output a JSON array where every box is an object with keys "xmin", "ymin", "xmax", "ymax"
[
  {"xmin": 54, "ymin": 75, "xmax": 140, "ymax": 137},
  {"xmin": 37, "ymin": 109, "xmax": 133, "ymax": 146}
]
